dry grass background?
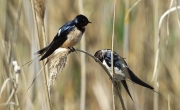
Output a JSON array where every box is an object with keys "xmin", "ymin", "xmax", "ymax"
[{"xmin": 0, "ymin": 0, "xmax": 180, "ymax": 110}]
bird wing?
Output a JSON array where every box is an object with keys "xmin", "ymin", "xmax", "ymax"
[
  {"xmin": 39, "ymin": 21, "xmax": 75, "ymax": 60},
  {"xmin": 103, "ymin": 51, "xmax": 127, "ymax": 80},
  {"xmin": 104, "ymin": 51, "xmax": 124, "ymax": 70},
  {"xmin": 52, "ymin": 21, "xmax": 75, "ymax": 41}
]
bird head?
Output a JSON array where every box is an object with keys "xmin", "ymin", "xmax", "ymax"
[
  {"xmin": 74, "ymin": 14, "xmax": 91, "ymax": 27},
  {"xmin": 94, "ymin": 50, "xmax": 107, "ymax": 62}
]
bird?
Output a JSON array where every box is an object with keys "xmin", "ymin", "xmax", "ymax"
[
  {"xmin": 94, "ymin": 49, "xmax": 156, "ymax": 100},
  {"xmin": 36, "ymin": 14, "xmax": 91, "ymax": 61}
]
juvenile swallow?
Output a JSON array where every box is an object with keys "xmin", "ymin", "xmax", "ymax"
[
  {"xmin": 36, "ymin": 14, "xmax": 91, "ymax": 60},
  {"xmin": 94, "ymin": 49, "xmax": 155, "ymax": 100}
]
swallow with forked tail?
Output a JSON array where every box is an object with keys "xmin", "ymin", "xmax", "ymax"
[
  {"xmin": 36, "ymin": 14, "xmax": 91, "ymax": 60},
  {"xmin": 94, "ymin": 49, "xmax": 157, "ymax": 100}
]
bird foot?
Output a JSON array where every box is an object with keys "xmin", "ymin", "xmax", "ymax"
[{"xmin": 68, "ymin": 47, "xmax": 76, "ymax": 53}]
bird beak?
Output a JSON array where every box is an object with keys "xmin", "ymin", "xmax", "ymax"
[{"xmin": 88, "ymin": 21, "xmax": 92, "ymax": 23}]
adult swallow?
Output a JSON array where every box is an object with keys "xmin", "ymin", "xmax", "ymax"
[
  {"xmin": 36, "ymin": 14, "xmax": 91, "ymax": 60},
  {"xmin": 94, "ymin": 49, "xmax": 155, "ymax": 100}
]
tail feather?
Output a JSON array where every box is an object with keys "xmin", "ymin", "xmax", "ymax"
[
  {"xmin": 128, "ymin": 69, "xmax": 154, "ymax": 90},
  {"xmin": 21, "ymin": 45, "xmax": 50, "ymax": 67},
  {"xmin": 35, "ymin": 45, "xmax": 49, "ymax": 55},
  {"xmin": 39, "ymin": 46, "xmax": 57, "ymax": 61},
  {"xmin": 121, "ymin": 80, "xmax": 133, "ymax": 101}
]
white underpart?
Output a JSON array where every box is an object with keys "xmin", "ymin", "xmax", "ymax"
[
  {"xmin": 102, "ymin": 60, "xmax": 125, "ymax": 81},
  {"xmin": 58, "ymin": 29, "xmax": 61, "ymax": 36},
  {"xmin": 61, "ymin": 26, "xmax": 83, "ymax": 47},
  {"xmin": 54, "ymin": 48, "xmax": 69, "ymax": 55}
]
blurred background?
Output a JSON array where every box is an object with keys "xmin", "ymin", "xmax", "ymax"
[{"xmin": 0, "ymin": 0, "xmax": 180, "ymax": 110}]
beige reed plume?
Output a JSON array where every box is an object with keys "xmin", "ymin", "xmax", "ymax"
[
  {"xmin": 34, "ymin": 0, "xmax": 45, "ymax": 23},
  {"xmin": 47, "ymin": 48, "xmax": 71, "ymax": 94}
]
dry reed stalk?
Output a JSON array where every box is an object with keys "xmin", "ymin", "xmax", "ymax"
[
  {"xmin": 34, "ymin": 0, "xmax": 47, "ymax": 46},
  {"xmin": 111, "ymin": 0, "xmax": 116, "ymax": 110},
  {"xmin": 175, "ymin": 1, "xmax": 180, "ymax": 28},
  {"xmin": 156, "ymin": 5, "xmax": 180, "ymax": 110},
  {"xmin": 124, "ymin": 0, "xmax": 141, "ymax": 21},
  {"xmin": 78, "ymin": 0, "xmax": 86, "ymax": 110},
  {"xmin": 7, "ymin": 34, "xmax": 18, "ymax": 110},
  {"xmin": 0, "ymin": 0, "xmax": 22, "ymax": 109},
  {"xmin": 34, "ymin": 0, "xmax": 45, "ymax": 24},
  {"xmin": 123, "ymin": 0, "xmax": 129, "ymax": 58},
  {"xmin": 153, "ymin": 0, "xmax": 159, "ymax": 110},
  {"xmin": 152, "ymin": 4, "xmax": 180, "ymax": 82},
  {"xmin": 35, "ymin": 0, "xmax": 50, "ymax": 106},
  {"xmin": 0, "ymin": 61, "xmax": 20, "ymax": 109},
  {"xmin": 4, "ymin": 35, "xmax": 21, "ymax": 109},
  {"xmin": 168, "ymin": 94, "xmax": 171, "ymax": 110},
  {"xmin": 166, "ymin": 0, "xmax": 174, "ymax": 37},
  {"xmin": 33, "ymin": 0, "xmax": 47, "ymax": 53},
  {"xmin": 31, "ymin": 0, "xmax": 51, "ymax": 109},
  {"xmin": 111, "ymin": 0, "xmax": 126, "ymax": 110},
  {"xmin": 12, "ymin": 61, "xmax": 20, "ymax": 110}
]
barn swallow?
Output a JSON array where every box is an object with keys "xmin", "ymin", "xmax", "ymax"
[
  {"xmin": 36, "ymin": 14, "xmax": 91, "ymax": 60},
  {"xmin": 94, "ymin": 49, "xmax": 155, "ymax": 100}
]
